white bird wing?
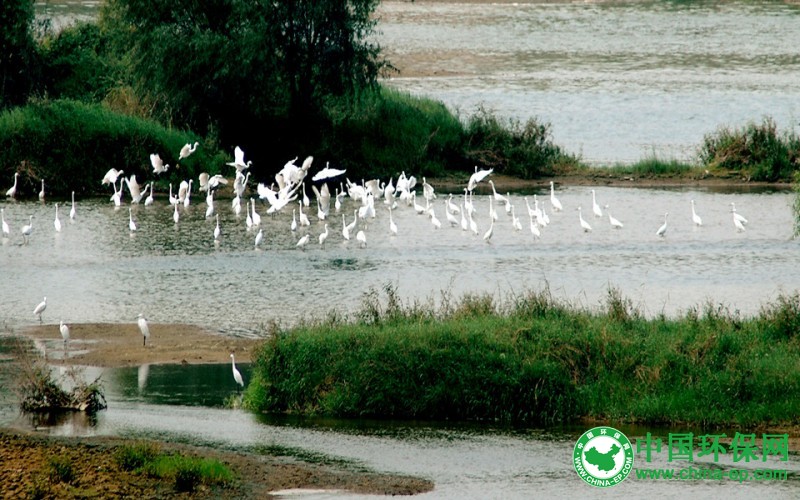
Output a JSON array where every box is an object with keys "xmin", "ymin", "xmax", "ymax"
[
  {"xmin": 257, "ymin": 183, "xmax": 279, "ymax": 205},
  {"xmin": 301, "ymin": 156, "xmax": 314, "ymax": 171},
  {"xmin": 311, "ymin": 167, "xmax": 347, "ymax": 181}
]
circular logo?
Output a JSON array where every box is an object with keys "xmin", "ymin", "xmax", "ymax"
[{"xmin": 573, "ymin": 426, "xmax": 634, "ymax": 488}]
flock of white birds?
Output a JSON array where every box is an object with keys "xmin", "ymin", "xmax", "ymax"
[{"xmin": 5, "ymin": 142, "xmax": 752, "ymax": 373}]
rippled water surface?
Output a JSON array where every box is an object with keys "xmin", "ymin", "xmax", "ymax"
[{"xmin": 1, "ymin": 186, "xmax": 796, "ymax": 333}]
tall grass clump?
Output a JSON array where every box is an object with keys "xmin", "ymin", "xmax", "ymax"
[
  {"xmin": 463, "ymin": 107, "xmax": 580, "ymax": 178},
  {"xmin": 245, "ymin": 286, "xmax": 800, "ymax": 427},
  {"xmin": 606, "ymin": 155, "xmax": 698, "ymax": 178},
  {"xmin": 0, "ymin": 99, "xmax": 221, "ymax": 197},
  {"xmin": 698, "ymin": 116, "xmax": 800, "ymax": 182}
]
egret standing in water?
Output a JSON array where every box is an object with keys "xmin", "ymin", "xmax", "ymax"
[
  {"xmin": 54, "ymin": 203, "xmax": 62, "ymax": 232},
  {"xmin": 2, "ymin": 208, "xmax": 10, "ymax": 237},
  {"xmin": 60, "ymin": 320, "xmax": 70, "ymax": 351},
  {"xmin": 21, "ymin": 215, "xmax": 33, "ymax": 244},
  {"xmin": 230, "ymin": 353, "xmax": 244, "ymax": 391},
  {"xmin": 656, "ymin": 212, "xmax": 669, "ymax": 237},
  {"xmin": 69, "ymin": 191, "xmax": 77, "ymax": 220},
  {"xmin": 137, "ymin": 313, "xmax": 150, "ymax": 346},
  {"xmin": 34, "ymin": 297, "xmax": 47, "ymax": 323}
]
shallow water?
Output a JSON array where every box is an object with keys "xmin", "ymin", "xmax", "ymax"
[{"xmin": 1, "ymin": 186, "xmax": 796, "ymax": 334}]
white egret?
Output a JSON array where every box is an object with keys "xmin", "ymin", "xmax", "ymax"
[
  {"xmin": 487, "ymin": 180, "xmax": 509, "ymax": 205},
  {"xmin": 137, "ymin": 313, "xmax": 150, "ymax": 346},
  {"xmin": 291, "ymin": 209, "xmax": 298, "ymax": 232},
  {"xmin": 110, "ymin": 179, "xmax": 122, "ymax": 207},
  {"xmin": 6, "ymin": 172, "xmax": 19, "ymax": 198},
  {"xmin": 205, "ymin": 192, "xmax": 214, "ymax": 218},
  {"xmin": 511, "ymin": 205, "xmax": 522, "ymax": 231},
  {"xmin": 53, "ymin": 203, "xmax": 62, "ymax": 232},
  {"xmin": 446, "ymin": 194, "xmax": 460, "ymax": 214},
  {"xmin": 230, "ymin": 353, "xmax": 244, "ymax": 389},
  {"xmin": 69, "ymin": 191, "xmax": 77, "ymax": 219},
  {"xmin": 656, "ymin": 212, "xmax": 669, "ymax": 237},
  {"xmin": 529, "ymin": 216, "xmax": 541, "ymax": 238},
  {"xmin": 126, "ymin": 175, "xmax": 144, "ymax": 203},
  {"xmin": 460, "ymin": 203, "xmax": 468, "ymax": 231},
  {"xmin": 489, "ymin": 196, "xmax": 498, "ymax": 222},
  {"xmin": 608, "ymin": 210, "xmax": 624, "ymax": 229},
  {"xmin": 422, "ymin": 177, "xmax": 437, "ymax": 202},
  {"xmin": 298, "ymin": 201, "xmax": 310, "ymax": 226},
  {"xmin": 253, "ymin": 228, "xmax": 263, "ymax": 249},
  {"xmin": 250, "ymin": 198, "xmax": 261, "ymax": 226},
  {"xmin": 302, "ymin": 183, "xmax": 310, "ymax": 207},
  {"xmin": 233, "ymin": 171, "xmax": 250, "ymax": 198},
  {"xmin": 182, "ymin": 179, "xmax": 193, "ymax": 208},
  {"xmin": 1, "ymin": 208, "xmax": 9, "ymax": 236},
  {"xmin": 319, "ymin": 224, "xmax": 329, "ymax": 246},
  {"xmin": 101, "ymin": 168, "xmax": 124, "ymax": 185},
  {"xmin": 38, "ymin": 179, "xmax": 45, "ymax": 202},
  {"xmin": 549, "ymin": 181, "xmax": 563, "ymax": 211},
  {"xmin": 430, "ymin": 208, "xmax": 442, "ymax": 229},
  {"xmin": 445, "ymin": 202, "xmax": 459, "ymax": 227},
  {"xmin": 578, "ymin": 206, "xmax": 592, "ymax": 232},
  {"xmin": 21, "ymin": 215, "xmax": 33, "ymax": 244},
  {"xmin": 468, "ymin": 209, "xmax": 478, "ymax": 236},
  {"xmin": 214, "ymin": 214, "xmax": 221, "ymax": 241},
  {"xmin": 689, "ymin": 200, "xmax": 702, "ymax": 226},
  {"xmin": 296, "ymin": 233, "xmax": 310, "ymax": 250},
  {"xmin": 342, "ymin": 214, "xmax": 350, "ymax": 240},
  {"xmin": 591, "ymin": 189, "xmax": 603, "ymax": 218},
  {"xmin": 733, "ymin": 212, "xmax": 746, "ymax": 232},
  {"xmin": 173, "ymin": 201, "xmax": 180, "ymax": 224},
  {"xmin": 150, "ymin": 153, "xmax": 169, "ymax": 174},
  {"xmin": 505, "ymin": 195, "xmax": 513, "ymax": 215},
  {"xmin": 34, "ymin": 297, "xmax": 47, "ymax": 323},
  {"xmin": 179, "ymin": 141, "xmax": 199, "ymax": 160},
  {"xmin": 226, "ymin": 146, "xmax": 252, "ymax": 172},
  {"xmin": 60, "ymin": 320, "xmax": 70, "ymax": 349},
  {"xmin": 144, "ymin": 184, "xmax": 154, "ymax": 206},
  {"xmin": 483, "ymin": 219, "xmax": 494, "ymax": 243},
  {"xmin": 356, "ymin": 230, "xmax": 367, "ymax": 248},
  {"xmin": 128, "ymin": 208, "xmax": 137, "ymax": 232},
  {"xmin": 467, "ymin": 166, "xmax": 493, "ymax": 192},
  {"xmin": 730, "ymin": 202, "xmax": 748, "ymax": 225},
  {"xmin": 311, "ymin": 162, "xmax": 346, "ymax": 182},
  {"xmin": 168, "ymin": 183, "xmax": 178, "ymax": 206}
]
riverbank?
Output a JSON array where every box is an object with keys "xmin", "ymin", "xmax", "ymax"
[
  {"xmin": 0, "ymin": 429, "xmax": 433, "ymax": 498},
  {"xmin": 1, "ymin": 326, "xmax": 435, "ymax": 497}
]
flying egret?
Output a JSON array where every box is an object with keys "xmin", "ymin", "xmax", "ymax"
[
  {"xmin": 137, "ymin": 313, "xmax": 150, "ymax": 346},
  {"xmin": 254, "ymin": 228, "xmax": 263, "ymax": 249},
  {"xmin": 319, "ymin": 224, "xmax": 329, "ymax": 246},
  {"xmin": 60, "ymin": 320, "xmax": 70, "ymax": 349},
  {"xmin": 230, "ymin": 353, "xmax": 244, "ymax": 390},
  {"xmin": 101, "ymin": 168, "xmax": 124, "ymax": 185},
  {"xmin": 128, "ymin": 208, "xmax": 137, "ymax": 232},
  {"xmin": 54, "ymin": 203, "xmax": 62, "ymax": 232},
  {"xmin": 656, "ymin": 212, "xmax": 669, "ymax": 237},
  {"xmin": 21, "ymin": 215, "xmax": 33, "ymax": 244},
  {"xmin": 150, "ymin": 153, "xmax": 169, "ymax": 174},
  {"xmin": 578, "ymin": 206, "xmax": 592, "ymax": 232},
  {"xmin": 179, "ymin": 141, "xmax": 199, "ymax": 160},
  {"xmin": 214, "ymin": 214, "xmax": 221, "ymax": 241},
  {"xmin": 549, "ymin": 181, "xmax": 563, "ymax": 211},
  {"xmin": 69, "ymin": 191, "xmax": 77, "ymax": 219},
  {"xmin": 591, "ymin": 189, "xmax": 603, "ymax": 218},
  {"xmin": 1, "ymin": 208, "xmax": 9, "ymax": 236},
  {"xmin": 34, "ymin": 297, "xmax": 47, "ymax": 323},
  {"xmin": 6, "ymin": 172, "xmax": 19, "ymax": 198},
  {"xmin": 691, "ymin": 200, "xmax": 702, "ymax": 226},
  {"xmin": 356, "ymin": 230, "xmax": 367, "ymax": 248},
  {"xmin": 296, "ymin": 233, "xmax": 310, "ymax": 250},
  {"xmin": 226, "ymin": 146, "xmax": 252, "ymax": 172},
  {"xmin": 311, "ymin": 162, "xmax": 346, "ymax": 182},
  {"xmin": 467, "ymin": 166, "xmax": 493, "ymax": 192},
  {"xmin": 38, "ymin": 179, "xmax": 45, "ymax": 202},
  {"xmin": 126, "ymin": 175, "xmax": 144, "ymax": 203}
]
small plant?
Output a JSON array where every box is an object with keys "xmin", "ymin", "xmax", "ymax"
[
  {"xmin": 46, "ymin": 454, "xmax": 76, "ymax": 484},
  {"xmin": 115, "ymin": 442, "xmax": 160, "ymax": 471}
]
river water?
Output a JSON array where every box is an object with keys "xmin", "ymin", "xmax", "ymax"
[{"xmin": 12, "ymin": 1, "xmax": 800, "ymax": 496}]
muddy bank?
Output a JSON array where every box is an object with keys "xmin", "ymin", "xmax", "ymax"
[
  {"xmin": 0, "ymin": 429, "xmax": 434, "ymax": 498},
  {"xmin": 16, "ymin": 323, "xmax": 263, "ymax": 368}
]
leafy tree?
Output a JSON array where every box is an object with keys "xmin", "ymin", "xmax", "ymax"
[
  {"xmin": 100, "ymin": 0, "xmax": 387, "ymax": 166},
  {"xmin": 0, "ymin": 0, "xmax": 38, "ymax": 108}
]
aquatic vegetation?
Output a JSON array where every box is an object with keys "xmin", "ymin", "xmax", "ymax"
[{"xmin": 245, "ymin": 285, "xmax": 800, "ymax": 427}]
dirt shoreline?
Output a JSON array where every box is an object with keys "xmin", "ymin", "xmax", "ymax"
[
  {"xmin": 3, "ymin": 326, "xmax": 435, "ymax": 497},
  {"xmin": 16, "ymin": 322, "xmax": 263, "ymax": 368}
]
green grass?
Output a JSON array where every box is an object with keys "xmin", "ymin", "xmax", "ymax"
[
  {"xmin": 604, "ymin": 155, "xmax": 699, "ymax": 178},
  {"xmin": 244, "ymin": 285, "xmax": 800, "ymax": 427},
  {"xmin": 114, "ymin": 442, "xmax": 234, "ymax": 492}
]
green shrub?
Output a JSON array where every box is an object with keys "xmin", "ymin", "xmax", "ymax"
[
  {"xmin": 46, "ymin": 454, "xmax": 76, "ymax": 484},
  {"xmin": 698, "ymin": 117, "xmax": 800, "ymax": 181},
  {"xmin": 115, "ymin": 442, "xmax": 160, "ymax": 471},
  {"xmin": 0, "ymin": 99, "xmax": 218, "ymax": 197}
]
